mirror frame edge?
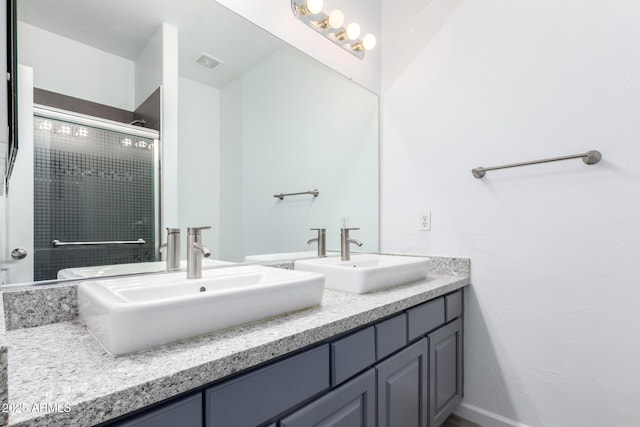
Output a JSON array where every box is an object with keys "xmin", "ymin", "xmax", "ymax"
[{"xmin": 4, "ymin": 0, "xmax": 17, "ymax": 191}]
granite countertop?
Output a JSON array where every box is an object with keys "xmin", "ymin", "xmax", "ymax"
[{"xmin": 4, "ymin": 273, "xmax": 469, "ymax": 427}]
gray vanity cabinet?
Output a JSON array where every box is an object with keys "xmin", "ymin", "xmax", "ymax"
[
  {"xmin": 111, "ymin": 393, "xmax": 202, "ymax": 427},
  {"xmin": 376, "ymin": 338, "xmax": 429, "ymax": 427},
  {"xmin": 428, "ymin": 318, "xmax": 463, "ymax": 427},
  {"xmin": 204, "ymin": 345, "xmax": 330, "ymax": 427},
  {"xmin": 280, "ymin": 369, "xmax": 376, "ymax": 427},
  {"xmin": 331, "ymin": 326, "xmax": 376, "ymax": 386},
  {"xmin": 106, "ymin": 289, "xmax": 465, "ymax": 427}
]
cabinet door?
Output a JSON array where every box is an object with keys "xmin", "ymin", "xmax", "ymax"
[
  {"xmin": 112, "ymin": 393, "xmax": 202, "ymax": 427},
  {"xmin": 376, "ymin": 338, "xmax": 428, "ymax": 427},
  {"xmin": 428, "ymin": 318, "xmax": 463, "ymax": 427},
  {"xmin": 280, "ymin": 369, "xmax": 375, "ymax": 427}
]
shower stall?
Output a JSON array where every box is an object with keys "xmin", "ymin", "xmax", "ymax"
[{"xmin": 32, "ymin": 106, "xmax": 160, "ymax": 281}]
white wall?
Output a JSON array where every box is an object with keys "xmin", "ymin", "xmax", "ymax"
[
  {"xmin": 219, "ymin": 79, "xmax": 244, "ymax": 261},
  {"xmin": 219, "ymin": 49, "xmax": 378, "ymax": 261},
  {"xmin": 4, "ymin": 65, "xmax": 34, "ymax": 284},
  {"xmin": 177, "ymin": 77, "xmax": 221, "ymax": 257},
  {"xmin": 134, "ymin": 27, "xmax": 163, "ymax": 109},
  {"xmin": 381, "ymin": 1, "xmax": 640, "ymax": 426},
  {"xmin": 241, "ymin": 49, "xmax": 378, "ymax": 257},
  {"xmin": 159, "ymin": 24, "xmax": 180, "ymax": 232},
  {"xmin": 18, "ymin": 22, "xmax": 135, "ymax": 111},
  {"xmin": 215, "ymin": 0, "xmax": 381, "ymax": 94}
]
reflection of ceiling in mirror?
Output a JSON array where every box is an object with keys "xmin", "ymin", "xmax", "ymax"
[{"xmin": 17, "ymin": 0, "xmax": 285, "ymax": 89}]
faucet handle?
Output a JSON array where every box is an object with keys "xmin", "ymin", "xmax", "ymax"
[
  {"xmin": 187, "ymin": 226, "xmax": 211, "ymax": 234},
  {"xmin": 341, "ymin": 227, "xmax": 360, "ymax": 231}
]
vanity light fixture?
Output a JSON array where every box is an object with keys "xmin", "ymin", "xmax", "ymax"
[
  {"xmin": 290, "ymin": 0, "xmax": 376, "ymax": 59},
  {"xmin": 294, "ymin": 0, "xmax": 324, "ymax": 16},
  {"xmin": 353, "ymin": 33, "xmax": 377, "ymax": 52},
  {"xmin": 317, "ymin": 9, "xmax": 344, "ymax": 30}
]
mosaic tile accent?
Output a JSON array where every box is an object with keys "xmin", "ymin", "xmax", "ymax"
[{"xmin": 32, "ymin": 116, "xmax": 158, "ymax": 281}]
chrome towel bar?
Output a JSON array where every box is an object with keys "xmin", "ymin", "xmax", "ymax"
[
  {"xmin": 52, "ymin": 239, "xmax": 146, "ymax": 247},
  {"xmin": 472, "ymin": 150, "xmax": 602, "ymax": 179},
  {"xmin": 274, "ymin": 189, "xmax": 319, "ymax": 200}
]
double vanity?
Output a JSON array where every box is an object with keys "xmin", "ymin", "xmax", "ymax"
[{"xmin": 0, "ymin": 254, "xmax": 469, "ymax": 427}]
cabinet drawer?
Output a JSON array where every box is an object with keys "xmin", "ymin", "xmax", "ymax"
[
  {"xmin": 331, "ymin": 326, "xmax": 375, "ymax": 386},
  {"xmin": 205, "ymin": 345, "xmax": 330, "ymax": 427},
  {"xmin": 407, "ymin": 297, "xmax": 445, "ymax": 341},
  {"xmin": 280, "ymin": 369, "xmax": 376, "ymax": 427},
  {"xmin": 445, "ymin": 290, "xmax": 463, "ymax": 321},
  {"xmin": 375, "ymin": 313, "xmax": 407, "ymax": 360},
  {"xmin": 113, "ymin": 393, "xmax": 202, "ymax": 427}
]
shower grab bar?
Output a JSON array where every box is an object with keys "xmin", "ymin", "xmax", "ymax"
[
  {"xmin": 472, "ymin": 150, "xmax": 602, "ymax": 178},
  {"xmin": 52, "ymin": 239, "xmax": 146, "ymax": 247},
  {"xmin": 274, "ymin": 189, "xmax": 319, "ymax": 200}
]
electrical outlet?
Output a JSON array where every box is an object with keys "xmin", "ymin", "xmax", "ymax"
[{"xmin": 420, "ymin": 212, "xmax": 431, "ymax": 231}]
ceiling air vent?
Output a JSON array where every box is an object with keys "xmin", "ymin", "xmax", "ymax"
[{"xmin": 194, "ymin": 53, "xmax": 222, "ymax": 71}]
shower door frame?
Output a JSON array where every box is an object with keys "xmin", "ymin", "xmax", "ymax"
[{"xmin": 32, "ymin": 104, "xmax": 162, "ymax": 264}]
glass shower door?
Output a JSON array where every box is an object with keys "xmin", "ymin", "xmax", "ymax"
[{"xmin": 32, "ymin": 111, "xmax": 160, "ymax": 281}]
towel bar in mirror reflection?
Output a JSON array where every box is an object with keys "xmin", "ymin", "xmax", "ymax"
[{"xmin": 274, "ymin": 189, "xmax": 320, "ymax": 200}]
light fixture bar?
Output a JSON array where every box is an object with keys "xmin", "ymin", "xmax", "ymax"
[{"xmin": 290, "ymin": 0, "xmax": 376, "ymax": 59}]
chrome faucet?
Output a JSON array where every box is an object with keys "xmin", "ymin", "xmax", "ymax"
[
  {"xmin": 187, "ymin": 226, "xmax": 212, "ymax": 279},
  {"xmin": 307, "ymin": 228, "xmax": 327, "ymax": 257},
  {"xmin": 341, "ymin": 228, "xmax": 362, "ymax": 261},
  {"xmin": 159, "ymin": 227, "xmax": 181, "ymax": 271}
]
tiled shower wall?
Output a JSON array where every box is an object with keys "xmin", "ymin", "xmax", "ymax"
[{"xmin": 33, "ymin": 116, "xmax": 157, "ymax": 281}]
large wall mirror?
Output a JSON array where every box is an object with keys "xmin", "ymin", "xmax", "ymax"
[{"xmin": 1, "ymin": 0, "xmax": 379, "ymax": 286}]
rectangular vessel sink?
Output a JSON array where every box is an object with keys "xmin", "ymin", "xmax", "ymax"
[
  {"xmin": 77, "ymin": 265, "xmax": 324, "ymax": 355},
  {"xmin": 58, "ymin": 259, "xmax": 231, "ymax": 279},
  {"xmin": 295, "ymin": 254, "xmax": 431, "ymax": 294}
]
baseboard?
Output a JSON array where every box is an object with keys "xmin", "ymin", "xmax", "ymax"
[{"xmin": 454, "ymin": 402, "xmax": 530, "ymax": 427}]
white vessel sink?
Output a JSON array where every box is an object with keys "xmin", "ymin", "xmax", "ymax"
[
  {"xmin": 58, "ymin": 259, "xmax": 231, "ymax": 279},
  {"xmin": 295, "ymin": 254, "xmax": 431, "ymax": 294},
  {"xmin": 77, "ymin": 265, "xmax": 325, "ymax": 355}
]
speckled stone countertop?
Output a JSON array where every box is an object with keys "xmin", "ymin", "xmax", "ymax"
[
  {"xmin": 4, "ymin": 272, "xmax": 468, "ymax": 427},
  {"xmin": 2, "ymin": 255, "xmax": 468, "ymax": 331},
  {"xmin": 0, "ymin": 292, "xmax": 8, "ymax": 427}
]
